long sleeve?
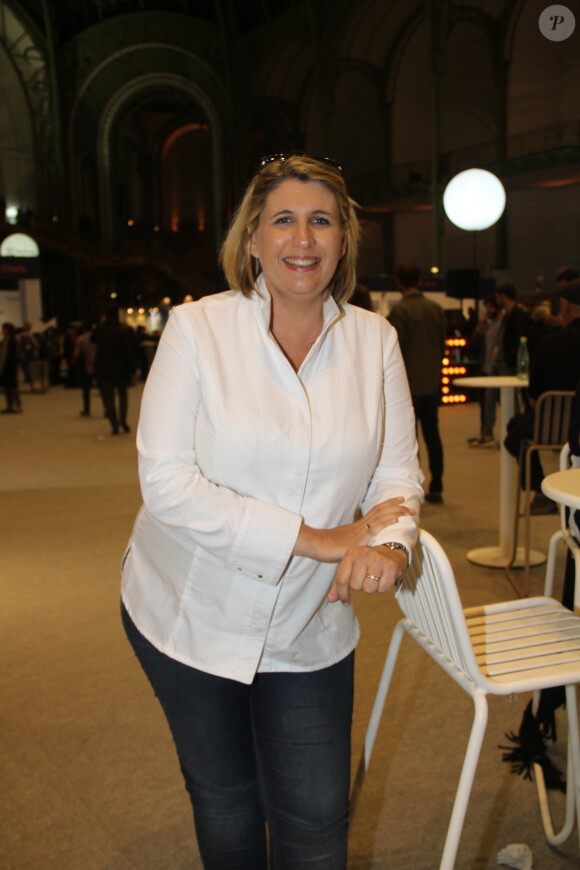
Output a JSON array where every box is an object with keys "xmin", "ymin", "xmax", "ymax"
[{"xmin": 360, "ymin": 319, "xmax": 423, "ymax": 552}]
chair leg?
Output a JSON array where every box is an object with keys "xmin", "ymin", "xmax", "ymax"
[
  {"xmin": 507, "ymin": 449, "xmax": 524, "ymax": 570},
  {"xmin": 524, "ymin": 448, "xmax": 533, "ymax": 595},
  {"xmin": 572, "ymin": 547, "xmax": 580, "ymax": 615},
  {"xmin": 533, "ymin": 683, "xmax": 580, "ymax": 847},
  {"xmin": 543, "ymin": 529, "xmax": 563, "ymax": 597},
  {"xmin": 505, "ymin": 448, "xmax": 526, "ymax": 597},
  {"xmin": 534, "ymin": 742, "xmax": 575, "ymax": 845},
  {"xmin": 349, "ymin": 619, "xmax": 406, "ymax": 823},
  {"xmin": 566, "ymin": 683, "xmax": 580, "ymax": 848},
  {"xmin": 439, "ymin": 689, "xmax": 488, "ymax": 870}
]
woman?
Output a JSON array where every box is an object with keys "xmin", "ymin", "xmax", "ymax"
[{"xmin": 121, "ymin": 154, "xmax": 423, "ymax": 869}]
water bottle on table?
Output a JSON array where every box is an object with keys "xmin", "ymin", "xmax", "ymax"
[{"xmin": 516, "ymin": 336, "xmax": 529, "ymax": 381}]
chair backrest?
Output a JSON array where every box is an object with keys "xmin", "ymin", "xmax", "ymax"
[
  {"xmin": 532, "ymin": 390, "xmax": 575, "ymax": 446},
  {"xmin": 560, "ymin": 443, "xmax": 571, "ymax": 471},
  {"xmin": 396, "ymin": 529, "xmax": 482, "ymax": 685},
  {"xmin": 557, "ymin": 443, "xmax": 572, "ymax": 528}
]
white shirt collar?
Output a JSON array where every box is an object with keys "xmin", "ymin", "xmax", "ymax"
[{"xmin": 253, "ymin": 272, "xmax": 343, "ymax": 342}]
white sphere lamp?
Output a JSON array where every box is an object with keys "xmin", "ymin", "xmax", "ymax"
[{"xmin": 443, "ymin": 168, "xmax": 506, "ymax": 231}]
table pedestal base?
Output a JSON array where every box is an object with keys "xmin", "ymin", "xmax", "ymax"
[{"xmin": 467, "ymin": 546, "xmax": 545, "ymax": 569}]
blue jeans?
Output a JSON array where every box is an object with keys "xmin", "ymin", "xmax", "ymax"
[{"xmin": 122, "ymin": 604, "xmax": 353, "ymax": 869}]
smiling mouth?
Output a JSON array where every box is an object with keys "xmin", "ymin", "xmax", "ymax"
[{"xmin": 284, "ymin": 257, "xmax": 319, "ymax": 267}]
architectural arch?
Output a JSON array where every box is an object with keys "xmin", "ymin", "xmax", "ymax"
[
  {"xmin": 0, "ymin": 2, "xmax": 48, "ymax": 213},
  {"xmin": 95, "ymin": 73, "xmax": 223, "ymax": 244},
  {"xmin": 506, "ymin": 0, "xmax": 580, "ymax": 136},
  {"xmin": 160, "ymin": 122, "xmax": 213, "ymax": 235},
  {"xmin": 66, "ymin": 18, "xmax": 231, "ymax": 237}
]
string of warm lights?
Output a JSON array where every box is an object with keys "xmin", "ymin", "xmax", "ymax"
[
  {"xmin": 443, "ymin": 337, "xmax": 467, "ymax": 404},
  {"xmin": 442, "ymin": 394, "xmax": 467, "ymax": 404}
]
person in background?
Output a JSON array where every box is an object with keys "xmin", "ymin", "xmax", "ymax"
[
  {"xmin": 349, "ymin": 281, "xmax": 373, "ymax": 310},
  {"xmin": 64, "ymin": 323, "xmax": 80, "ymax": 388},
  {"xmin": 504, "ymin": 279, "xmax": 580, "ymax": 514},
  {"xmin": 528, "ymin": 299, "xmax": 555, "ymax": 358},
  {"xmin": 16, "ymin": 323, "xmax": 40, "ymax": 387},
  {"xmin": 557, "ymin": 267, "xmax": 578, "ymax": 289},
  {"xmin": 134, "ymin": 324, "xmax": 152, "ymax": 381},
  {"xmin": 120, "ymin": 153, "xmax": 423, "ymax": 869},
  {"xmin": 467, "ymin": 294, "xmax": 503, "ymax": 448},
  {"xmin": 0, "ymin": 322, "xmax": 22, "ymax": 413},
  {"xmin": 74, "ymin": 322, "xmax": 97, "ymax": 416},
  {"xmin": 43, "ymin": 326, "xmax": 63, "ymax": 385},
  {"xmin": 545, "ymin": 267, "xmax": 578, "ymax": 329},
  {"xmin": 92, "ymin": 305, "xmax": 136, "ymax": 435},
  {"xmin": 388, "ymin": 261, "xmax": 446, "ymax": 504},
  {"xmin": 494, "ymin": 282, "xmax": 531, "ymax": 375},
  {"xmin": 527, "ymin": 281, "xmax": 580, "ymax": 400}
]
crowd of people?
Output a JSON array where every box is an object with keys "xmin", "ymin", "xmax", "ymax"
[
  {"xmin": 462, "ymin": 268, "xmax": 580, "ymax": 515},
  {"xmin": 0, "ymin": 316, "xmax": 160, "ymax": 425}
]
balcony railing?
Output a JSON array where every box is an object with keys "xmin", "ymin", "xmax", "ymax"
[{"xmin": 351, "ymin": 119, "xmax": 580, "ymax": 205}]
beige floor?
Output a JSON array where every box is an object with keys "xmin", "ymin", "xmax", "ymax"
[{"xmin": 0, "ymin": 380, "xmax": 577, "ymax": 869}]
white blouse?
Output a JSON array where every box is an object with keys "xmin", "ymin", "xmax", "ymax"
[{"xmin": 121, "ymin": 276, "xmax": 423, "ymax": 684}]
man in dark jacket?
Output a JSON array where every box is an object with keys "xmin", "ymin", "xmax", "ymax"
[
  {"xmin": 92, "ymin": 305, "xmax": 136, "ymax": 434},
  {"xmin": 388, "ymin": 262, "xmax": 447, "ymax": 504},
  {"xmin": 504, "ymin": 279, "xmax": 580, "ymax": 513}
]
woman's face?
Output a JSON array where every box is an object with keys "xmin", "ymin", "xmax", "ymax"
[{"xmin": 249, "ymin": 178, "xmax": 346, "ymax": 307}]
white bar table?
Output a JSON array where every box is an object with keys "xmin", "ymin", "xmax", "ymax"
[
  {"xmin": 542, "ymin": 468, "xmax": 580, "ymax": 611},
  {"xmin": 542, "ymin": 468, "xmax": 580, "ymax": 512},
  {"xmin": 454, "ymin": 375, "xmax": 545, "ymax": 570}
]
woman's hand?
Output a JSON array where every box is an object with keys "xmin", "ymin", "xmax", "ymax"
[
  {"xmin": 293, "ymin": 497, "xmax": 414, "ymax": 563},
  {"xmin": 327, "ymin": 543, "xmax": 408, "ymax": 606}
]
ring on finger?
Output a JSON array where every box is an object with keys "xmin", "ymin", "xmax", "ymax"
[{"xmin": 366, "ymin": 573, "xmax": 380, "ymax": 582}]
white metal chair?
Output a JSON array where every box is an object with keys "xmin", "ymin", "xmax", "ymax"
[
  {"xmin": 508, "ymin": 390, "xmax": 574, "ymax": 594},
  {"xmin": 351, "ymin": 528, "xmax": 580, "ymax": 870},
  {"xmin": 531, "ymin": 444, "xmax": 580, "ymax": 844}
]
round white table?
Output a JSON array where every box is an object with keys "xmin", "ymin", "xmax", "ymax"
[
  {"xmin": 541, "ymin": 468, "xmax": 580, "ymax": 612},
  {"xmin": 541, "ymin": 468, "xmax": 580, "ymax": 511},
  {"xmin": 454, "ymin": 375, "xmax": 545, "ymax": 569}
]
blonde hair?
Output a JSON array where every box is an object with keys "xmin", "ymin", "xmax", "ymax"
[
  {"xmin": 531, "ymin": 301, "xmax": 551, "ymax": 322},
  {"xmin": 220, "ymin": 154, "xmax": 360, "ymax": 303}
]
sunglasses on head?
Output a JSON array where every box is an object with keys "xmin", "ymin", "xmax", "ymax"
[{"xmin": 259, "ymin": 153, "xmax": 343, "ymax": 175}]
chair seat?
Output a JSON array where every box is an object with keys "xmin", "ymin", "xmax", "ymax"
[
  {"xmin": 465, "ymin": 597, "xmax": 580, "ymax": 686},
  {"xmin": 352, "ymin": 530, "xmax": 580, "ymax": 868}
]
